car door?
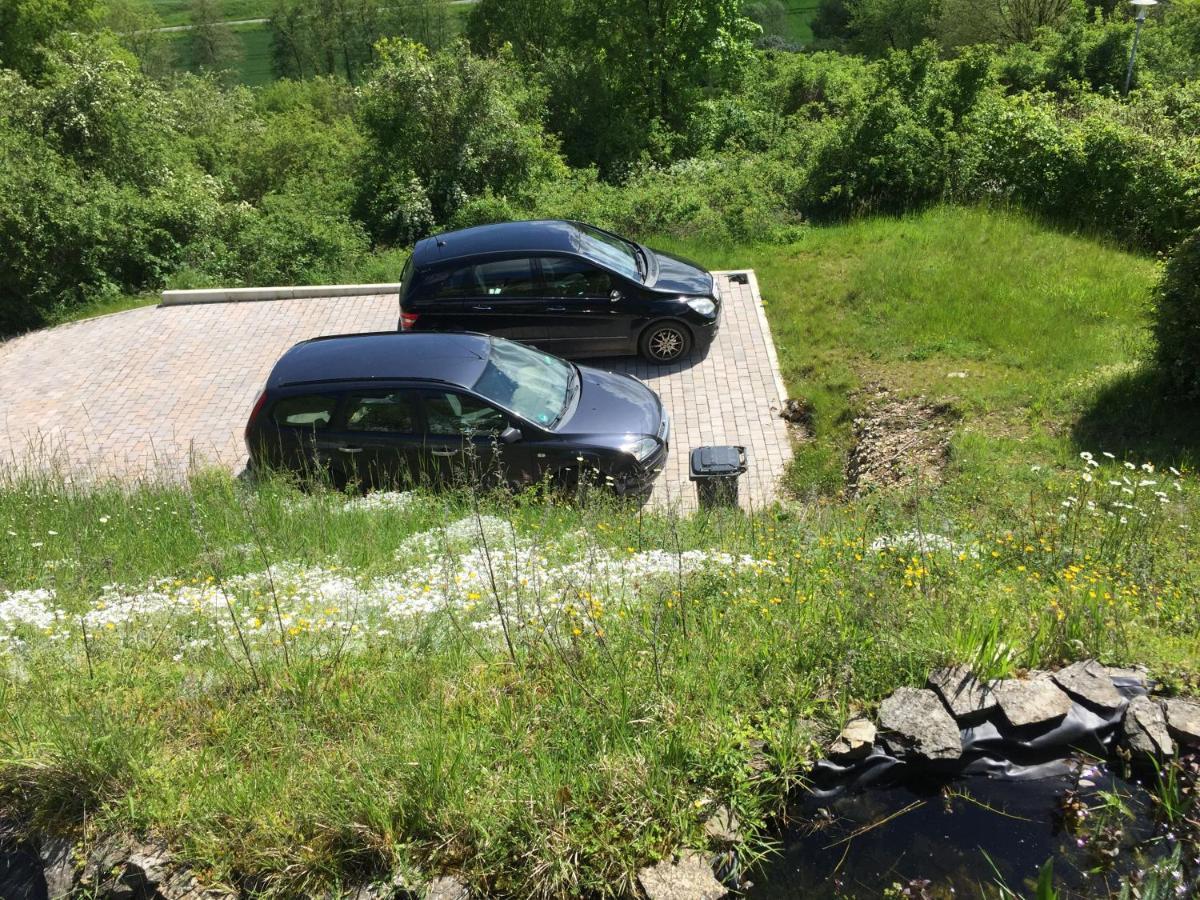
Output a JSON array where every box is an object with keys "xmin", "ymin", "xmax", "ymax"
[
  {"xmin": 534, "ymin": 255, "xmax": 626, "ymax": 356},
  {"xmin": 420, "ymin": 389, "xmax": 531, "ymax": 487},
  {"xmin": 452, "ymin": 257, "xmax": 541, "ymax": 342},
  {"xmin": 315, "ymin": 389, "xmax": 426, "ymax": 489},
  {"xmin": 265, "ymin": 392, "xmax": 341, "ymax": 476},
  {"xmin": 409, "ymin": 263, "xmax": 482, "ymax": 333}
]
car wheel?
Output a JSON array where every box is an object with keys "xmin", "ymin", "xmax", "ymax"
[{"xmin": 639, "ymin": 321, "xmax": 692, "ymax": 363}]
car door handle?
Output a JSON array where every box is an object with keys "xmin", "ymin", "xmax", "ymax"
[
  {"xmin": 471, "ymin": 305, "xmax": 493, "ymax": 311},
  {"xmin": 337, "ymin": 446, "xmax": 363, "ymax": 454},
  {"xmin": 430, "ymin": 448, "xmax": 460, "ymax": 457},
  {"xmin": 546, "ymin": 305, "xmax": 567, "ymax": 312}
]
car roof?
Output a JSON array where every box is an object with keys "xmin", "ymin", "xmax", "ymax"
[
  {"xmin": 412, "ymin": 220, "xmax": 598, "ymax": 268},
  {"xmin": 268, "ymin": 332, "xmax": 491, "ymax": 389}
]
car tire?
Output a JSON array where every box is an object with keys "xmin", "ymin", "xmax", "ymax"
[{"xmin": 639, "ymin": 320, "xmax": 692, "ymax": 363}]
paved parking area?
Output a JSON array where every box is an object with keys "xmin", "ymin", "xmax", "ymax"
[{"xmin": 0, "ymin": 273, "xmax": 791, "ymax": 509}]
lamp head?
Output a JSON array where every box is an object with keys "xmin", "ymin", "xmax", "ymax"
[{"xmin": 1130, "ymin": 0, "xmax": 1157, "ymax": 19}]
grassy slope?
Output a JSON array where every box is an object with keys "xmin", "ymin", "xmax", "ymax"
[
  {"xmin": 3, "ymin": 207, "xmax": 1198, "ymax": 896},
  {"xmin": 652, "ymin": 206, "xmax": 1193, "ymax": 494}
]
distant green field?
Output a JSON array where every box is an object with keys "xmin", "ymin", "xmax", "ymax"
[
  {"xmin": 784, "ymin": 1, "xmax": 818, "ymax": 44},
  {"xmin": 158, "ymin": 1, "xmax": 469, "ymax": 85},
  {"xmin": 151, "ymin": 0, "xmax": 268, "ymax": 28}
]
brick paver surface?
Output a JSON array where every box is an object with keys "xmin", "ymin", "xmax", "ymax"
[{"xmin": 0, "ymin": 273, "xmax": 791, "ymax": 509}]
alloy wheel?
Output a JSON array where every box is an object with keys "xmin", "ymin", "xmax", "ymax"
[{"xmin": 648, "ymin": 326, "xmax": 685, "ymax": 361}]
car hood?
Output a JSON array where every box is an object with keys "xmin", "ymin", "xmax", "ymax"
[
  {"xmin": 648, "ymin": 248, "xmax": 714, "ymax": 296},
  {"xmin": 557, "ymin": 366, "xmax": 663, "ymax": 438}
]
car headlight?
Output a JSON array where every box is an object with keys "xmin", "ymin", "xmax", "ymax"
[
  {"xmin": 686, "ymin": 297, "xmax": 717, "ymax": 317},
  {"xmin": 621, "ymin": 436, "xmax": 659, "ymax": 463}
]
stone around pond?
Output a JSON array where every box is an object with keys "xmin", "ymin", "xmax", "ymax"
[
  {"xmin": 878, "ymin": 687, "xmax": 962, "ymax": 760},
  {"xmin": 1051, "ymin": 659, "xmax": 1125, "ymax": 712},
  {"xmin": 1105, "ymin": 665, "xmax": 1150, "ymax": 689},
  {"xmin": 704, "ymin": 806, "xmax": 742, "ymax": 845},
  {"xmin": 425, "ymin": 876, "xmax": 470, "ymax": 900},
  {"xmin": 994, "ymin": 678, "xmax": 1073, "ymax": 728},
  {"xmin": 1163, "ymin": 698, "xmax": 1200, "ymax": 746},
  {"xmin": 638, "ymin": 852, "xmax": 728, "ymax": 900},
  {"xmin": 927, "ymin": 666, "xmax": 996, "ymax": 722},
  {"xmin": 828, "ymin": 718, "xmax": 876, "ymax": 761},
  {"xmin": 1123, "ymin": 695, "xmax": 1175, "ymax": 760}
]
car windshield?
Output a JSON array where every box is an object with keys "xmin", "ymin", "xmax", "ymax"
[
  {"xmin": 472, "ymin": 339, "xmax": 575, "ymax": 428},
  {"xmin": 573, "ymin": 223, "xmax": 642, "ymax": 282}
]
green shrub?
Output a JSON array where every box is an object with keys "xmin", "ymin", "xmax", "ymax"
[
  {"xmin": 1154, "ymin": 228, "xmax": 1200, "ymax": 396},
  {"xmin": 356, "ymin": 39, "xmax": 564, "ymax": 245}
]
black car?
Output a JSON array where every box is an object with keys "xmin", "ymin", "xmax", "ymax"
[
  {"xmin": 245, "ymin": 331, "xmax": 670, "ymax": 495},
  {"xmin": 397, "ymin": 220, "xmax": 720, "ymax": 363}
]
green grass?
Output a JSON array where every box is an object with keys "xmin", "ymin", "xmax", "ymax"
[
  {"xmin": 782, "ymin": 1, "xmax": 817, "ymax": 44},
  {"xmin": 48, "ymin": 292, "xmax": 160, "ymax": 326},
  {"xmin": 3, "ymin": 206, "xmax": 1199, "ymax": 897},
  {"xmin": 652, "ymin": 206, "xmax": 1189, "ymax": 497}
]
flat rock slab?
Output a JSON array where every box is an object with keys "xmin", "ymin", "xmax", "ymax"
[
  {"xmin": 927, "ymin": 666, "xmax": 996, "ymax": 721},
  {"xmin": 994, "ymin": 678, "xmax": 1073, "ymax": 728},
  {"xmin": 1123, "ymin": 696, "xmax": 1175, "ymax": 759},
  {"xmin": 1163, "ymin": 698, "xmax": 1200, "ymax": 746},
  {"xmin": 1052, "ymin": 660, "xmax": 1125, "ymax": 712},
  {"xmin": 638, "ymin": 852, "xmax": 727, "ymax": 900},
  {"xmin": 425, "ymin": 876, "xmax": 469, "ymax": 900},
  {"xmin": 1105, "ymin": 665, "xmax": 1150, "ymax": 689},
  {"xmin": 829, "ymin": 718, "xmax": 876, "ymax": 761},
  {"xmin": 878, "ymin": 687, "xmax": 962, "ymax": 760},
  {"xmin": 703, "ymin": 806, "xmax": 742, "ymax": 844}
]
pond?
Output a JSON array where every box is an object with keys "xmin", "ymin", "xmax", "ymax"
[{"xmin": 749, "ymin": 755, "xmax": 1194, "ymax": 899}]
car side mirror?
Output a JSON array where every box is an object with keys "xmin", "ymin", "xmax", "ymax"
[
  {"xmin": 500, "ymin": 425, "xmax": 523, "ymax": 444},
  {"xmin": 609, "ymin": 289, "xmax": 622, "ymax": 303}
]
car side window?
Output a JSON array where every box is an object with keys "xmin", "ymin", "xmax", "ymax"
[
  {"xmin": 344, "ymin": 392, "xmax": 420, "ymax": 433},
  {"xmin": 428, "ymin": 258, "xmax": 537, "ymax": 300},
  {"xmin": 424, "ymin": 392, "xmax": 507, "ymax": 436},
  {"xmin": 539, "ymin": 256, "xmax": 612, "ymax": 297},
  {"xmin": 272, "ymin": 395, "xmax": 336, "ymax": 429},
  {"xmin": 475, "ymin": 258, "xmax": 537, "ymax": 297},
  {"xmin": 429, "ymin": 264, "xmax": 480, "ymax": 300}
]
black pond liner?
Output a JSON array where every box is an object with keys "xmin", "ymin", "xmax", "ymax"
[{"xmin": 743, "ymin": 675, "xmax": 1189, "ymax": 899}]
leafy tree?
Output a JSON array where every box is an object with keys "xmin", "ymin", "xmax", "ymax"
[
  {"xmin": 745, "ymin": 0, "xmax": 788, "ymax": 38},
  {"xmin": 811, "ymin": 0, "xmax": 852, "ymax": 43},
  {"xmin": 467, "ymin": 0, "xmax": 756, "ymax": 173},
  {"xmin": 269, "ymin": 0, "xmax": 447, "ymax": 82},
  {"xmin": 188, "ymin": 0, "xmax": 240, "ymax": 74},
  {"xmin": 464, "ymin": 0, "xmax": 569, "ymax": 64},
  {"xmin": 1154, "ymin": 228, "xmax": 1200, "ymax": 396},
  {"xmin": 356, "ymin": 39, "xmax": 564, "ymax": 243},
  {"xmin": 846, "ymin": 0, "xmax": 939, "ymax": 53},
  {"xmin": 101, "ymin": 0, "xmax": 175, "ymax": 78},
  {"xmin": 0, "ymin": 0, "xmax": 102, "ymax": 77}
]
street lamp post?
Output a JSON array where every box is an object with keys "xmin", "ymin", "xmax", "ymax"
[{"xmin": 1124, "ymin": 0, "xmax": 1158, "ymax": 95}]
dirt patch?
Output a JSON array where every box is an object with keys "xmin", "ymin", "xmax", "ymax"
[
  {"xmin": 845, "ymin": 387, "xmax": 958, "ymax": 496},
  {"xmin": 779, "ymin": 397, "xmax": 814, "ymax": 440}
]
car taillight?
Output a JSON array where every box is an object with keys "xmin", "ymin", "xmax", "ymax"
[
  {"xmin": 400, "ymin": 311, "xmax": 420, "ymax": 331},
  {"xmin": 245, "ymin": 389, "xmax": 267, "ymax": 444}
]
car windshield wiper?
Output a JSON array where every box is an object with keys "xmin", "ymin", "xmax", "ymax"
[
  {"xmin": 550, "ymin": 369, "xmax": 579, "ymax": 429},
  {"xmin": 632, "ymin": 245, "xmax": 647, "ymax": 280}
]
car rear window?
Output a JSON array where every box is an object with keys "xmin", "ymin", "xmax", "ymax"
[{"xmin": 272, "ymin": 395, "xmax": 336, "ymax": 429}]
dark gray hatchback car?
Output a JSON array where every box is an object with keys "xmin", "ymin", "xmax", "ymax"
[
  {"xmin": 245, "ymin": 331, "xmax": 670, "ymax": 494},
  {"xmin": 398, "ymin": 220, "xmax": 721, "ymax": 363}
]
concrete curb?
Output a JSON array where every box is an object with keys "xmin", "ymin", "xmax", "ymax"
[{"xmin": 160, "ymin": 284, "xmax": 402, "ymax": 306}]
